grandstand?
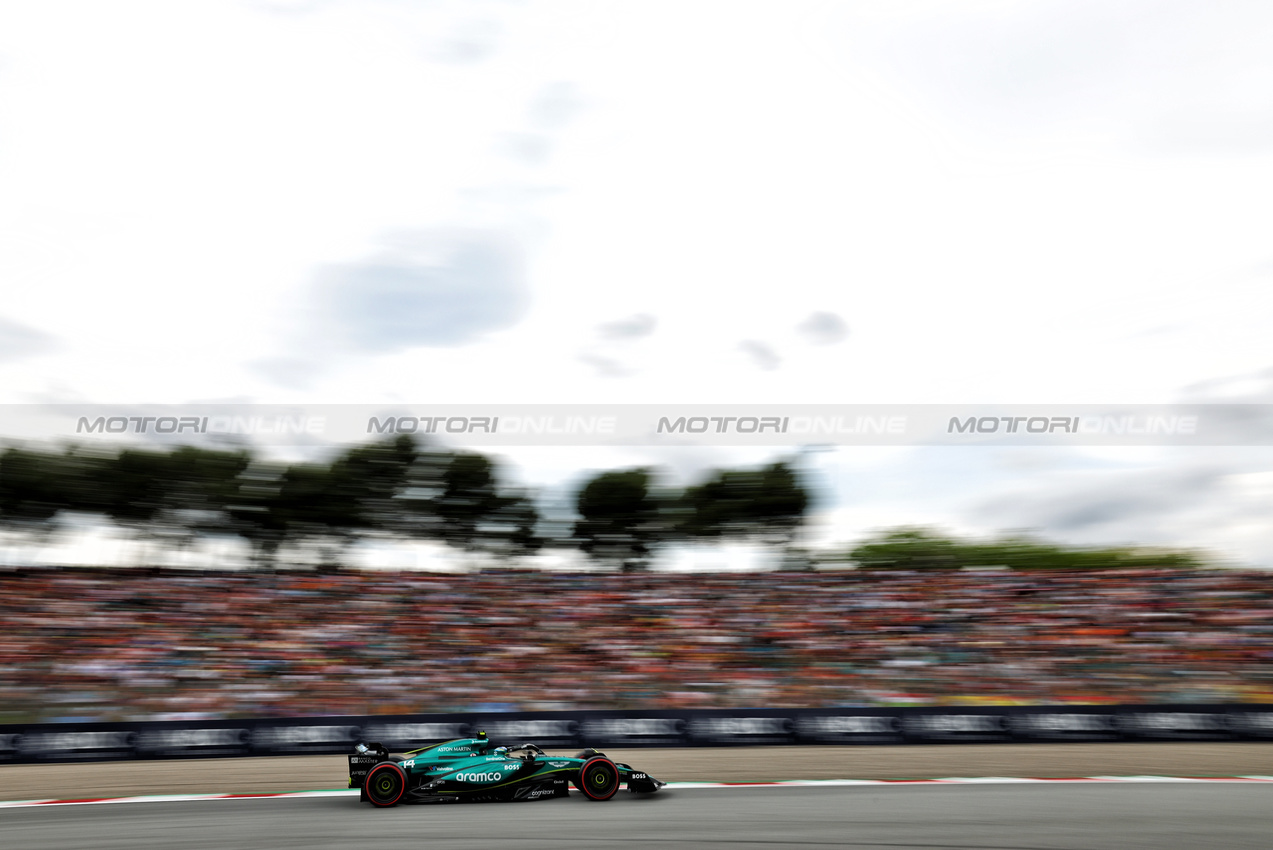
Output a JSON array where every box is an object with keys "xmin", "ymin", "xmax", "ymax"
[{"xmin": 2, "ymin": 566, "xmax": 1270, "ymax": 724}]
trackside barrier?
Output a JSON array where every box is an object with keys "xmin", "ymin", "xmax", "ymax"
[{"xmin": 2, "ymin": 704, "xmax": 1272, "ymax": 764}]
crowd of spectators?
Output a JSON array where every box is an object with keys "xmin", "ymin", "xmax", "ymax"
[{"xmin": 1, "ymin": 566, "xmax": 1270, "ymax": 723}]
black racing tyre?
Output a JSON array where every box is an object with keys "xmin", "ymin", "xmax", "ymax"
[
  {"xmin": 365, "ymin": 762, "xmax": 407, "ymax": 807},
  {"xmin": 571, "ymin": 750, "xmax": 602, "ymax": 790},
  {"xmin": 578, "ymin": 757, "xmax": 619, "ymax": 801}
]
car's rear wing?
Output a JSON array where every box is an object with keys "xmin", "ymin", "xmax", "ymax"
[{"xmin": 348, "ymin": 742, "xmax": 390, "ymax": 789}]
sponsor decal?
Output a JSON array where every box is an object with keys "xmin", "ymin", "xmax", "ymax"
[
  {"xmin": 453, "ymin": 771, "xmax": 505, "ymax": 783},
  {"xmin": 797, "ymin": 715, "xmax": 902, "ymax": 737},
  {"xmin": 1120, "ymin": 712, "xmax": 1230, "ymax": 737},
  {"xmin": 1009, "ymin": 713, "xmax": 1119, "ymax": 737},
  {"xmin": 582, "ymin": 718, "xmax": 685, "ymax": 739},
  {"xmin": 902, "ymin": 714, "xmax": 1009, "ymax": 736},
  {"xmin": 17, "ymin": 731, "xmax": 136, "ymax": 758},
  {"xmin": 688, "ymin": 717, "xmax": 794, "ymax": 739},
  {"xmin": 520, "ymin": 787, "xmax": 555, "ymax": 799},
  {"xmin": 362, "ymin": 723, "xmax": 470, "ymax": 744},
  {"xmin": 135, "ymin": 728, "xmax": 250, "ymax": 753},
  {"xmin": 485, "ymin": 720, "xmax": 578, "ymax": 740},
  {"xmin": 1229, "ymin": 712, "xmax": 1273, "ymax": 737},
  {"xmin": 251, "ymin": 725, "xmax": 360, "ymax": 749}
]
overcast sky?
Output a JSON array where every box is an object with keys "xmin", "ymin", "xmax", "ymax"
[{"xmin": 3, "ymin": 1, "xmax": 1273, "ymax": 566}]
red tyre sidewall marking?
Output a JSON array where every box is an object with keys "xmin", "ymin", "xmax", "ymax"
[
  {"xmin": 580, "ymin": 757, "xmax": 618, "ymax": 801},
  {"xmin": 365, "ymin": 763, "xmax": 406, "ymax": 807}
]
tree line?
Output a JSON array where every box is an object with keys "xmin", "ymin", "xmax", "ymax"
[
  {"xmin": 844, "ymin": 527, "xmax": 1206, "ymax": 571},
  {"xmin": 0, "ymin": 440, "xmax": 1208, "ymax": 572},
  {"xmin": 0, "ymin": 438, "xmax": 810, "ymax": 570}
]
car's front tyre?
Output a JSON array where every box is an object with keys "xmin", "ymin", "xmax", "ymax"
[
  {"xmin": 578, "ymin": 757, "xmax": 619, "ymax": 801},
  {"xmin": 364, "ymin": 762, "xmax": 407, "ymax": 807}
]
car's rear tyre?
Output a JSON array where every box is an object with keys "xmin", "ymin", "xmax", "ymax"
[
  {"xmin": 579, "ymin": 757, "xmax": 619, "ymax": 801},
  {"xmin": 365, "ymin": 762, "xmax": 407, "ymax": 807}
]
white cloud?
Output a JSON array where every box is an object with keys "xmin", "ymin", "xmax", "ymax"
[{"xmin": 0, "ymin": 317, "xmax": 57, "ymax": 363}]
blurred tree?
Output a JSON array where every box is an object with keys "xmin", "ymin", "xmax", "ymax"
[
  {"xmin": 62, "ymin": 446, "xmax": 258, "ymax": 565},
  {"xmin": 753, "ymin": 461, "xmax": 811, "ymax": 543},
  {"xmin": 79, "ymin": 449, "xmax": 176, "ymax": 563},
  {"xmin": 225, "ymin": 462, "xmax": 289, "ymax": 568},
  {"xmin": 327, "ymin": 434, "xmax": 418, "ymax": 537},
  {"xmin": 433, "ymin": 452, "xmax": 504, "ymax": 550},
  {"xmin": 573, "ymin": 468, "xmax": 668, "ymax": 571},
  {"xmin": 286, "ymin": 434, "xmax": 423, "ymax": 569},
  {"xmin": 847, "ymin": 527, "xmax": 962, "ymax": 570},
  {"xmin": 222, "ymin": 442, "xmax": 532, "ymax": 569},
  {"xmin": 499, "ymin": 493, "xmax": 543, "ymax": 556},
  {"xmin": 154, "ymin": 446, "xmax": 253, "ymax": 555},
  {"xmin": 380, "ymin": 448, "xmax": 545, "ymax": 563},
  {"xmin": 470, "ymin": 490, "xmax": 543, "ymax": 560},
  {"xmin": 678, "ymin": 460, "xmax": 810, "ymax": 545},
  {"xmin": 272, "ymin": 461, "xmax": 354, "ymax": 566},
  {"xmin": 3, "ymin": 444, "xmax": 257, "ymax": 565},
  {"xmin": 386, "ymin": 447, "xmax": 453, "ymax": 542},
  {"xmin": 0, "ymin": 448, "xmax": 71, "ymax": 548}
]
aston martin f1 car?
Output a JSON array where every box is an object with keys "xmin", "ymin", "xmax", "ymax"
[{"xmin": 348, "ymin": 732, "xmax": 666, "ymax": 807}]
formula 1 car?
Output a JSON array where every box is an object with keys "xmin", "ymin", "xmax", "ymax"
[{"xmin": 348, "ymin": 732, "xmax": 666, "ymax": 807}]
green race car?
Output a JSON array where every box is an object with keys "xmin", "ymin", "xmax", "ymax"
[{"xmin": 348, "ymin": 732, "xmax": 666, "ymax": 807}]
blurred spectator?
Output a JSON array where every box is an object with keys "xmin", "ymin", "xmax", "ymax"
[{"xmin": 0, "ymin": 566, "xmax": 1269, "ymax": 723}]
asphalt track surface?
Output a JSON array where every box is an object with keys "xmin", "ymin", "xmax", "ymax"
[
  {"xmin": 3, "ymin": 746, "xmax": 1273, "ymax": 850},
  {"xmin": 5, "ymin": 743, "xmax": 1273, "ymax": 800},
  {"xmin": 4, "ymin": 783, "xmax": 1273, "ymax": 850}
]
